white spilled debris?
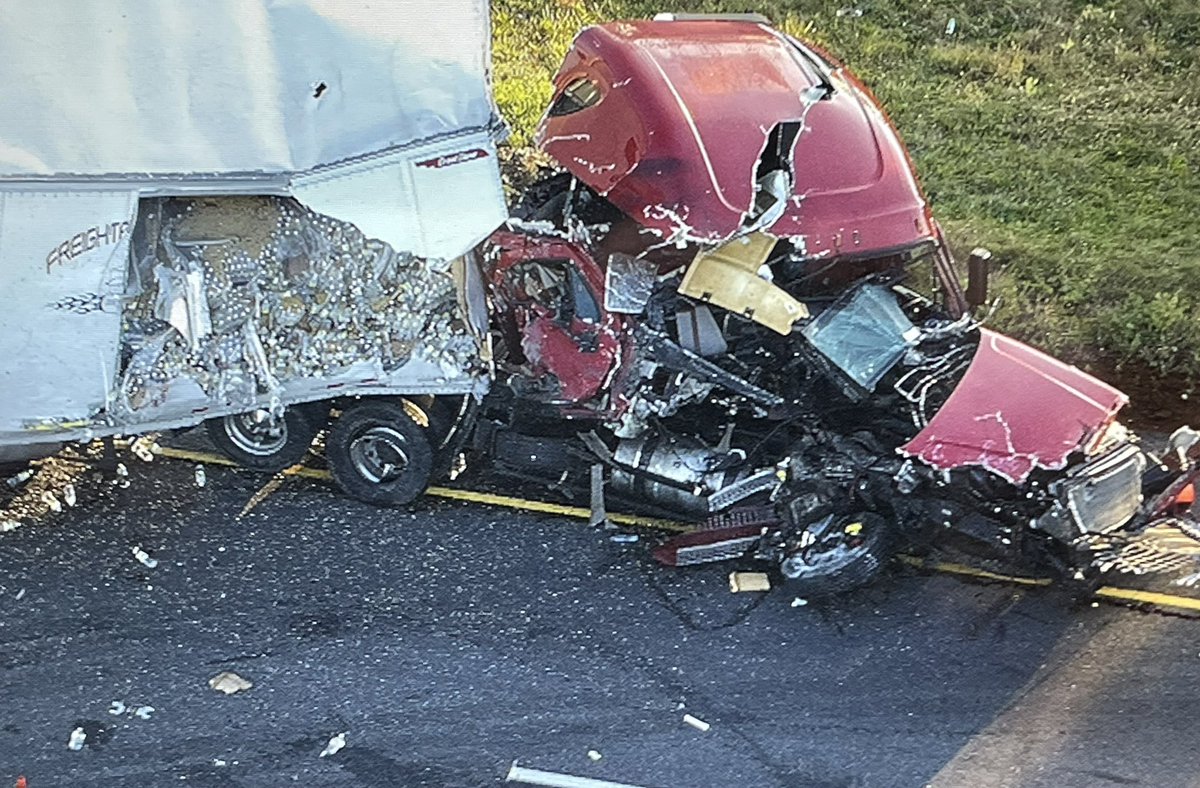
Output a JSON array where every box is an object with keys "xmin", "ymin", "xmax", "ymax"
[
  {"xmin": 790, "ymin": 597, "xmax": 809, "ymax": 608},
  {"xmin": 63, "ymin": 483, "xmax": 76, "ymax": 508},
  {"xmin": 5, "ymin": 469, "xmax": 34, "ymax": 489},
  {"xmin": 41, "ymin": 491, "xmax": 62, "ymax": 513},
  {"xmin": 116, "ymin": 462, "xmax": 129, "ymax": 477},
  {"xmin": 682, "ymin": 713, "xmax": 711, "ymax": 732},
  {"xmin": 609, "ymin": 533, "xmax": 639, "ymax": 544},
  {"xmin": 319, "ymin": 732, "xmax": 347, "ymax": 758},
  {"xmin": 14, "ymin": 588, "xmax": 25, "ymax": 601},
  {"xmin": 110, "ymin": 700, "xmax": 154, "ymax": 719},
  {"xmin": 1, "ymin": 519, "xmax": 20, "ymax": 533},
  {"xmin": 132, "ymin": 546, "xmax": 158, "ymax": 569},
  {"xmin": 67, "ymin": 727, "xmax": 86, "ymax": 751},
  {"xmin": 131, "ymin": 437, "xmax": 157, "ymax": 462},
  {"xmin": 587, "ymin": 750, "xmax": 602, "ymax": 762},
  {"xmin": 506, "ymin": 762, "xmax": 649, "ymax": 788},
  {"xmin": 195, "ymin": 465, "xmax": 207, "ymax": 488},
  {"xmin": 208, "ymin": 671, "xmax": 253, "ymax": 695}
]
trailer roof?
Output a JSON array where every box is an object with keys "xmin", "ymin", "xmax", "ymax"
[{"xmin": 0, "ymin": 0, "xmax": 497, "ymax": 178}]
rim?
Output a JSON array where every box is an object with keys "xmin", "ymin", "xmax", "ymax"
[
  {"xmin": 349, "ymin": 426, "xmax": 411, "ymax": 484},
  {"xmin": 779, "ymin": 527, "xmax": 873, "ymax": 579},
  {"xmin": 223, "ymin": 411, "xmax": 288, "ymax": 456}
]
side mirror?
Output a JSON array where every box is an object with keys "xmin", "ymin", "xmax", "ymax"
[{"xmin": 965, "ymin": 247, "xmax": 993, "ymax": 309}]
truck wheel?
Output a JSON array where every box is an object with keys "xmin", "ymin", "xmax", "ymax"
[
  {"xmin": 206, "ymin": 405, "xmax": 324, "ymax": 472},
  {"xmin": 778, "ymin": 513, "xmax": 893, "ymax": 597},
  {"xmin": 326, "ymin": 400, "xmax": 433, "ymax": 507}
]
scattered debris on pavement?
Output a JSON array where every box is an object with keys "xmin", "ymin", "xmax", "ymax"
[
  {"xmin": 791, "ymin": 597, "xmax": 809, "ymax": 607},
  {"xmin": 67, "ymin": 726, "xmax": 86, "ymax": 751},
  {"xmin": 108, "ymin": 701, "xmax": 126, "ymax": 715},
  {"xmin": 14, "ymin": 588, "xmax": 24, "ymax": 601},
  {"xmin": 587, "ymin": 750, "xmax": 602, "ymax": 762},
  {"xmin": 5, "ymin": 469, "xmax": 33, "ymax": 489},
  {"xmin": 131, "ymin": 546, "xmax": 158, "ymax": 569},
  {"xmin": 208, "ymin": 671, "xmax": 253, "ymax": 695},
  {"xmin": 133, "ymin": 705, "xmax": 154, "ymax": 720},
  {"xmin": 729, "ymin": 572, "xmax": 771, "ymax": 593},
  {"xmin": 682, "ymin": 713, "xmax": 711, "ymax": 732},
  {"xmin": 506, "ymin": 761, "xmax": 649, "ymax": 788},
  {"xmin": 319, "ymin": 732, "xmax": 347, "ymax": 758},
  {"xmin": 40, "ymin": 491, "xmax": 61, "ymax": 513},
  {"xmin": 609, "ymin": 532, "xmax": 638, "ymax": 544},
  {"xmin": 62, "ymin": 483, "xmax": 76, "ymax": 507},
  {"xmin": 194, "ymin": 464, "xmax": 207, "ymax": 487}
]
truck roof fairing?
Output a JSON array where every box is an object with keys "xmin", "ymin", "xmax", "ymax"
[{"xmin": 537, "ymin": 19, "xmax": 935, "ymax": 256}]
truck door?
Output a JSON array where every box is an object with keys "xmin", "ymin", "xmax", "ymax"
[{"xmin": 498, "ymin": 257, "xmax": 620, "ymax": 405}]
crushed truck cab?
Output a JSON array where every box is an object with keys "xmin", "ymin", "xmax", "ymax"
[{"xmin": 482, "ymin": 15, "xmax": 1200, "ymax": 594}]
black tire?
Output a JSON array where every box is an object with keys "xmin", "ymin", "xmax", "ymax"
[
  {"xmin": 205, "ymin": 404, "xmax": 324, "ymax": 472},
  {"xmin": 778, "ymin": 512, "xmax": 893, "ymax": 597},
  {"xmin": 325, "ymin": 400, "xmax": 433, "ymax": 507}
]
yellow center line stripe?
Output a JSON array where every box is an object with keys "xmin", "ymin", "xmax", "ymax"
[
  {"xmin": 895, "ymin": 554, "xmax": 1053, "ymax": 587},
  {"xmin": 154, "ymin": 446, "xmax": 692, "ymax": 532},
  {"xmin": 154, "ymin": 446, "xmax": 1200, "ymax": 613}
]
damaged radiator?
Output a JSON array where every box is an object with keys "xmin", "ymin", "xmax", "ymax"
[{"xmin": 113, "ymin": 197, "xmax": 483, "ymax": 420}]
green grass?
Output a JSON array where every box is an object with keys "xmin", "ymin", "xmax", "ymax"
[{"xmin": 493, "ymin": 0, "xmax": 1200, "ymax": 383}]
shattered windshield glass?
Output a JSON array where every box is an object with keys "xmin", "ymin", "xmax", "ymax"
[{"xmin": 802, "ymin": 283, "xmax": 919, "ymax": 391}]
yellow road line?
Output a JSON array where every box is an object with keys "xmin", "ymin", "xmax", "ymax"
[
  {"xmin": 157, "ymin": 446, "xmax": 690, "ymax": 532},
  {"xmin": 896, "ymin": 554, "xmax": 1053, "ymax": 587},
  {"xmin": 155, "ymin": 446, "xmax": 1200, "ymax": 612},
  {"xmin": 1093, "ymin": 585, "xmax": 1200, "ymax": 613}
]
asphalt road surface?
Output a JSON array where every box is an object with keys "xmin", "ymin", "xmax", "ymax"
[{"xmin": 3, "ymin": 447, "xmax": 1200, "ymax": 787}]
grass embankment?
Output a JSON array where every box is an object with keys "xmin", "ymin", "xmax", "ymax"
[{"xmin": 493, "ymin": 0, "xmax": 1200, "ymax": 395}]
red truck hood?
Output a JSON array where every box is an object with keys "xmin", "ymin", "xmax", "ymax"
[
  {"xmin": 536, "ymin": 20, "xmax": 935, "ymax": 255},
  {"xmin": 901, "ymin": 330, "xmax": 1128, "ymax": 484}
]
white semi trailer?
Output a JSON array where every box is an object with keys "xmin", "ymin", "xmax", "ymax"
[{"xmin": 0, "ymin": 1, "xmax": 507, "ymax": 504}]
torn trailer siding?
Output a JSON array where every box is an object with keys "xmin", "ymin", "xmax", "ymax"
[{"xmin": 0, "ymin": 1, "xmax": 504, "ymax": 449}]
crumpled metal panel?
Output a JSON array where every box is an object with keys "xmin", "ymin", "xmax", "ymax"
[
  {"xmin": 679, "ymin": 233, "xmax": 809, "ymax": 335},
  {"xmin": 0, "ymin": 190, "xmax": 137, "ymax": 433},
  {"xmin": 537, "ymin": 20, "xmax": 934, "ymax": 253},
  {"xmin": 901, "ymin": 329, "xmax": 1128, "ymax": 484}
]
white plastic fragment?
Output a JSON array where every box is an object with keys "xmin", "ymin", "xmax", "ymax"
[
  {"xmin": 108, "ymin": 701, "xmax": 126, "ymax": 715},
  {"xmin": 5, "ymin": 469, "xmax": 34, "ymax": 488},
  {"xmin": 132, "ymin": 438, "xmax": 156, "ymax": 462},
  {"xmin": 195, "ymin": 465, "xmax": 207, "ymax": 488},
  {"xmin": 836, "ymin": 7, "xmax": 864, "ymax": 17},
  {"xmin": 116, "ymin": 462, "xmax": 129, "ymax": 477},
  {"xmin": 506, "ymin": 762, "xmax": 649, "ymax": 788},
  {"xmin": 14, "ymin": 588, "xmax": 25, "ymax": 601},
  {"xmin": 609, "ymin": 533, "xmax": 639, "ymax": 544},
  {"xmin": 944, "ymin": 17, "xmax": 957, "ymax": 36},
  {"xmin": 587, "ymin": 750, "xmax": 602, "ymax": 762},
  {"xmin": 682, "ymin": 713, "xmax": 711, "ymax": 732},
  {"xmin": 208, "ymin": 671, "xmax": 253, "ymax": 695},
  {"xmin": 67, "ymin": 727, "xmax": 86, "ymax": 750},
  {"xmin": 134, "ymin": 705, "xmax": 155, "ymax": 720},
  {"xmin": 790, "ymin": 597, "xmax": 809, "ymax": 608},
  {"xmin": 132, "ymin": 546, "xmax": 158, "ymax": 569},
  {"xmin": 41, "ymin": 491, "xmax": 62, "ymax": 513},
  {"xmin": 1, "ymin": 519, "xmax": 20, "ymax": 533},
  {"xmin": 63, "ymin": 483, "xmax": 77, "ymax": 508},
  {"xmin": 319, "ymin": 732, "xmax": 347, "ymax": 758},
  {"xmin": 214, "ymin": 759, "xmax": 227, "ymax": 767}
]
